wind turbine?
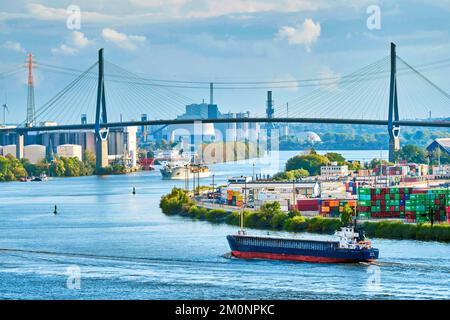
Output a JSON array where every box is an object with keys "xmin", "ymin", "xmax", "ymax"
[{"xmin": 2, "ymin": 94, "xmax": 8, "ymax": 126}]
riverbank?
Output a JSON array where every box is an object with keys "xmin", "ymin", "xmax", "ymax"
[
  {"xmin": 160, "ymin": 188, "xmax": 450, "ymax": 242},
  {"xmin": 0, "ymin": 153, "xmax": 134, "ymax": 182}
]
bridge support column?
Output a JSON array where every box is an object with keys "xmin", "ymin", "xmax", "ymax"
[
  {"xmin": 95, "ymin": 134, "xmax": 108, "ymax": 168},
  {"xmin": 15, "ymin": 133, "xmax": 24, "ymax": 159},
  {"xmin": 388, "ymin": 42, "xmax": 400, "ymax": 163},
  {"xmin": 94, "ymin": 48, "xmax": 109, "ymax": 171},
  {"xmin": 266, "ymin": 91, "xmax": 274, "ymax": 152}
]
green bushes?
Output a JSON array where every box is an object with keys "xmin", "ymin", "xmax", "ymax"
[
  {"xmin": 205, "ymin": 209, "xmax": 229, "ymax": 223},
  {"xmin": 160, "ymin": 188, "xmax": 193, "ymax": 215},
  {"xmin": 160, "ymin": 188, "xmax": 450, "ymax": 242},
  {"xmin": 284, "ymin": 215, "xmax": 308, "ymax": 232},
  {"xmin": 362, "ymin": 221, "xmax": 450, "ymax": 242}
]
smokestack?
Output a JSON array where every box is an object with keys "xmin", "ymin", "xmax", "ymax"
[
  {"xmin": 81, "ymin": 114, "xmax": 87, "ymax": 124},
  {"xmin": 210, "ymin": 82, "xmax": 213, "ymax": 105},
  {"xmin": 266, "ymin": 90, "xmax": 274, "ymax": 119}
]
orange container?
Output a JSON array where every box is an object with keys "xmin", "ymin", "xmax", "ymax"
[
  {"xmin": 348, "ymin": 200, "xmax": 357, "ymax": 207},
  {"xmin": 329, "ymin": 201, "xmax": 339, "ymax": 207},
  {"xmin": 321, "ymin": 206, "xmax": 330, "ymax": 213}
]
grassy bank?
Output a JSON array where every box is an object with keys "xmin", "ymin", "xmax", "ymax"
[{"xmin": 160, "ymin": 188, "xmax": 450, "ymax": 243}]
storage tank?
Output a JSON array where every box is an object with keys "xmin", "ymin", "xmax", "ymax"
[
  {"xmin": 23, "ymin": 144, "xmax": 46, "ymax": 164},
  {"xmin": 57, "ymin": 144, "xmax": 82, "ymax": 161},
  {"xmin": 2, "ymin": 145, "xmax": 16, "ymax": 157}
]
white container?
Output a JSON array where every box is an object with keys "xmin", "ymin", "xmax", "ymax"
[
  {"xmin": 57, "ymin": 144, "xmax": 82, "ymax": 161},
  {"xmin": 2, "ymin": 145, "xmax": 16, "ymax": 157},
  {"xmin": 24, "ymin": 144, "xmax": 46, "ymax": 164}
]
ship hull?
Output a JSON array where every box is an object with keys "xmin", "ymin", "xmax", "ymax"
[{"xmin": 227, "ymin": 235, "xmax": 378, "ymax": 264}]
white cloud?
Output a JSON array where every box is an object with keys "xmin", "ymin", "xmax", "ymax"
[
  {"xmin": 51, "ymin": 31, "xmax": 93, "ymax": 55},
  {"xmin": 51, "ymin": 44, "xmax": 78, "ymax": 55},
  {"xmin": 277, "ymin": 18, "xmax": 321, "ymax": 52},
  {"xmin": 27, "ymin": 3, "xmax": 114, "ymax": 22},
  {"xmin": 130, "ymin": 0, "xmax": 192, "ymax": 7},
  {"xmin": 71, "ymin": 31, "xmax": 91, "ymax": 47},
  {"xmin": 2, "ymin": 40, "xmax": 25, "ymax": 53},
  {"xmin": 101, "ymin": 28, "xmax": 146, "ymax": 50}
]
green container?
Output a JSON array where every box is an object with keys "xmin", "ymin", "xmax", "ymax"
[{"xmin": 358, "ymin": 188, "xmax": 370, "ymax": 195}]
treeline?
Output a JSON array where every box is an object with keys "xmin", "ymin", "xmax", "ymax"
[
  {"xmin": 273, "ymin": 150, "xmax": 361, "ymax": 180},
  {"xmin": 0, "ymin": 150, "xmax": 127, "ymax": 182},
  {"xmin": 273, "ymin": 144, "xmax": 447, "ymax": 181},
  {"xmin": 160, "ymin": 188, "xmax": 450, "ymax": 243},
  {"xmin": 281, "ymin": 127, "xmax": 450, "ymax": 150},
  {"xmin": 160, "ymin": 188, "xmax": 344, "ymax": 234}
]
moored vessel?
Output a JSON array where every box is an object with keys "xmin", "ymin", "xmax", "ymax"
[{"xmin": 160, "ymin": 162, "xmax": 211, "ymax": 180}]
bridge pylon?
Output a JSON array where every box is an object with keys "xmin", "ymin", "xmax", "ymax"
[
  {"xmin": 95, "ymin": 48, "xmax": 109, "ymax": 170},
  {"xmin": 388, "ymin": 42, "xmax": 400, "ymax": 163}
]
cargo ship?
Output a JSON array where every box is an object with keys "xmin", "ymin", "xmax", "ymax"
[
  {"xmin": 227, "ymin": 217, "xmax": 379, "ymax": 263},
  {"xmin": 160, "ymin": 161, "xmax": 210, "ymax": 180}
]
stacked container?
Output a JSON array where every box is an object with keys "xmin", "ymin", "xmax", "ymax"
[
  {"xmin": 357, "ymin": 187, "xmax": 449, "ymax": 223},
  {"xmin": 344, "ymin": 181, "xmax": 358, "ymax": 195},
  {"xmin": 294, "ymin": 199, "xmax": 319, "ymax": 211},
  {"xmin": 320, "ymin": 199, "xmax": 357, "ymax": 218},
  {"xmin": 226, "ymin": 189, "xmax": 244, "ymax": 206}
]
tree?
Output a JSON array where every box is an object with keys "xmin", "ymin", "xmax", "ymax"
[
  {"xmin": 273, "ymin": 168, "xmax": 309, "ymax": 180},
  {"xmin": 368, "ymin": 158, "xmax": 392, "ymax": 169},
  {"xmin": 341, "ymin": 204, "xmax": 354, "ymax": 226},
  {"xmin": 394, "ymin": 144, "xmax": 427, "ymax": 163},
  {"xmin": 62, "ymin": 157, "xmax": 82, "ymax": 177},
  {"xmin": 50, "ymin": 158, "xmax": 66, "ymax": 177},
  {"xmin": 348, "ymin": 161, "xmax": 363, "ymax": 170},
  {"xmin": 324, "ymin": 152, "xmax": 346, "ymax": 164},
  {"xmin": 83, "ymin": 150, "xmax": 96, "ymax": 167},
  {"xmin": 285, "ymin": 153, "xmax": 329, "ymax": 175}
]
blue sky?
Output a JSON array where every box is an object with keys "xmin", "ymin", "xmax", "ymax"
[{"xmin": 1, "ymin": 0, "xmax": 450, "ymax": 123}]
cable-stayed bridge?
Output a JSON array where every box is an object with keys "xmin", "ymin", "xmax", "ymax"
[{"xmin": 1, "ymin": 43, "xmax": 450, "ymax": 169}]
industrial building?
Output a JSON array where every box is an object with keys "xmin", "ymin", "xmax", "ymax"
[
  {"xmin": 0, "ymin": 124, "xmax": 138, "ymax": 168},
  {"xmin": 321, "ymin": 162, "xmax": 349, "ymax": 178},
  {"xmin": 427, "ymin": 138, "xmax": 450, "ymax": 157},
  {"xmin": 224, "ymin": 178, "xmax": 321, "ymax": 211}
]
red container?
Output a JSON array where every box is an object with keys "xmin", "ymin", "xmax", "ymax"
[{"xmin": 296, "ymin": 199, "xmax": 319, "ymax": 211}]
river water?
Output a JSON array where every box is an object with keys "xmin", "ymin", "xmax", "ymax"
[{"xmin": 0, "ymin": 150, "xmax": 449, "ymax": 300}]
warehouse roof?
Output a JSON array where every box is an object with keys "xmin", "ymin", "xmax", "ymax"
[{"xmin": 426, "ymin": 138, "xmax": 450, "ymax": 156}]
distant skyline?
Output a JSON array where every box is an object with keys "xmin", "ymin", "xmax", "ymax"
[{"xmin": 1, "ymin": 0, "xmax": 450, "ymax": 123}]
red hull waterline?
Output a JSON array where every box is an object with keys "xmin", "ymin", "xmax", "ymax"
[{"xmin": 231, "ymin": 251, "xmax": 375, "ymax": 264}]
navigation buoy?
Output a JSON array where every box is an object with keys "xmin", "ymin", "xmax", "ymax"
[
  {"xmin": 53, "ymin": 205, "xmax": 58, "ymax": 215},
  {"xmin": 132, "ymin": 187, "xmax": 136, "ymax": 195}
]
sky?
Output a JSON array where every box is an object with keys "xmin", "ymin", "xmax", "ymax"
[{"xmin": 1, "ymin": 0, "xmax": 450, "ymax": 124}]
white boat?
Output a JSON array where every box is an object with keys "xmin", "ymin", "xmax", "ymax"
[{"xmin": 160, "ymin": 162, "xmax": 211, "ymax": 180}]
